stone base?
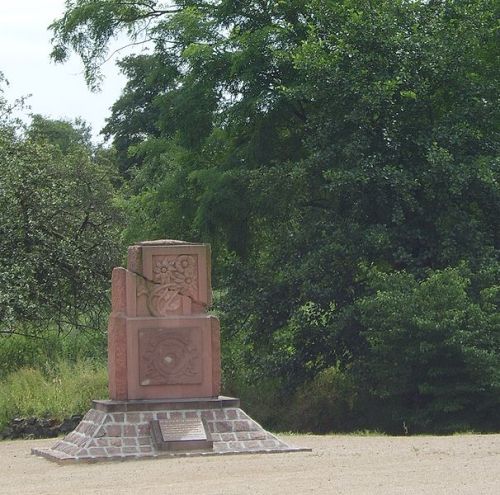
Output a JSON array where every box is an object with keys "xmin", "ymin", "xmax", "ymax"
[{"xmin": 32, "ymin": 397, "xmax": 310, "ymax": 463}]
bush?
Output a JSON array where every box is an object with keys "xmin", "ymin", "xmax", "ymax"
[
  {"xmin": 288, "ymin": 365, "xmax": 358, "ymax": 433},
  {"xmin": 356, "ymin": 265, "xmax": 500, "ymax": 433}
]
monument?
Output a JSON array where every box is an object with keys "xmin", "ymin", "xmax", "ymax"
[{"xmin": 33, "ymin": 240, "xmax": 308, "ymax": 462}]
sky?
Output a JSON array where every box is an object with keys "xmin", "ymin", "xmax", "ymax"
[{"xmin": 0, "ymin": 1, "xmax": 131, "ymax": 142}]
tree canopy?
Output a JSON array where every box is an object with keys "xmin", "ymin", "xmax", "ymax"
[
  {"xmin": 17, "ymin": 0, "xmax": 499, "ymax": 431},
  {"xmin": 0, "ymin": 82, "xmax": 123, "ymax": 337}
]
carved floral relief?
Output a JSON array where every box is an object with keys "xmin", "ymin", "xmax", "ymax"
[{"xmin": 137, "ymin": 255, "xmax": 199, "ymax": 316}]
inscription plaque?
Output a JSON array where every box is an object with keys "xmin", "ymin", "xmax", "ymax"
[{"xmin": 150, "ymin": 418, "xmax": 213, "ymax": 451}]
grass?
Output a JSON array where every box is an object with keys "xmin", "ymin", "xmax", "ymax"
[{"xmin": 0, "ymin": 359, "xmax": 108, "ymax": 430}]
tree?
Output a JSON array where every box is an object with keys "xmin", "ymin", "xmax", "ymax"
[
  {"xmin": 356, "ymin": 266, "xmax": 500, "ymax": 433},
  {"xmin": 0, "ymin": 83, "xmax": 123, "ymax": 337},
  {"xmin": 49, "ymin": 1, "xmax": 500, "ymax": 430}
]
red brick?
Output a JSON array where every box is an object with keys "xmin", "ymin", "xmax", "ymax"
[
  {"xmin": 248, "ymin": 431, "xmax": 267, "ymax": 440},
  {"xmin": 106, "ymin": 447, "xmax": 122, "ymax": 456},
  {"xmin": 137, "ymin": 423, "xmax": 150, "ymax": 435},
  {"xmin": 88, "ymin": 447, "xmax": 106, "ymax": 457},
  {"xmin": 112, "ymin": 413, "xmax": 125, "ymax": 423},
  {"xmin": 233, "ymin": 420, "xmax": 250, "ymax": 432},
  {"xmin": 124, "ymin": 437, "xmax": 137, "ymax": 446},
  {"xmin": 125, "ymin": 413, "xmax": 141, "ymax": 423},
  {"xmin": 123, "ymin": 447, "xmax": 139, "ymax": 454},
  {"xmin": 243, "ymin": 440, "xmax": 261, "ymax": 449},
  {"xmin": 141, "ymin": 412, "xmax": 154, "ymax": 422},
  {"xmin": 213, "ymin": 410, "xmax": 225, "ymax": 420},
  {"xmin": 262, "ymin": 439, "xmax": 278, "ymax": 449},
  {"xmin": 201, "ymin": 410, "xmax": 215, "ymax": 420},
  {"xmin": 226, "ymin": 409, "xmax": 238, "ymax": 420},
  {"xmin": 123, "ymin": 425, "xmax": 137, "ymax": 437},
  {"xmin": 106, "ymin": 425, "xmax": 122, "ymax": 437},
  {"xmin": 215, "ymin": 421, "xmax": 233, "ymax": 433}
]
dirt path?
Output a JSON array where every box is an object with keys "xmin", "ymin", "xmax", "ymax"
[{"xmin": 2, "ymin": 434, "xmax": 499, "ymax": 494}]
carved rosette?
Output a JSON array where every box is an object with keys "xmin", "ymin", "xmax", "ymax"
[
  {"xmin": 139, "ymin": 328, "xmax": 202, "ymax": 386},
  {"xmin": 137, "ymin": 255, "xmax": 199, "ymax": 316}
]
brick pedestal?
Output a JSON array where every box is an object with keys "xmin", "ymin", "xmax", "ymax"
[{"xmin": 32, "ymin": 397, "xmax": 309, "ymax": 463}]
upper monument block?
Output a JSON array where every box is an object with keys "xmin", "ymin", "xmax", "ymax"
[{"xmin": 127, "ymin": 240, "xmax": 212, "ymax": 316}]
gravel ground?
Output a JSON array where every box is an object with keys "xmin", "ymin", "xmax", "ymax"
[{"xmin": 2, "ymin": 434, "xmax": 499, "ymax": 494}]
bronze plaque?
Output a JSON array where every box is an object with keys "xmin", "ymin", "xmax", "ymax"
[
  {"xmin": 151, "ymin": 418, "xmax": 213, "ymax": 451},
  {"xmin": 159, "ymin": 418, "xmax": 207, "ymax": 442}
]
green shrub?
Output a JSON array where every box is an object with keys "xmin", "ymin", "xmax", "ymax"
[
  {"xmin": 0, "ymin": 359, "xmax": 108, "ymax": 430},
  {"xmin": 356, "ymin": 265, "xmax": 500, "ymax": 433},
  {"xmin": 288, "ymin": 365, "xmax": 358, "ymax": 433}
]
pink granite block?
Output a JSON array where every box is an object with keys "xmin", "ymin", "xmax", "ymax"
[
  {"xmin": 228, "ymin": 441, "xmax": 244, "ymax": 450},
  {"xmin": 137, "ymin": 423, "xmax": 150, "ymax": 435},
  {"xmin": 109, "ymin": 438, "xmax": 123, "ymax": 447},
  {"xmin": 112, "ymin": 413, "xmax": 125, "ymax": 423},
  {"xmin": 213, "ymin": 410, "xmax": 225, "ymax": 420},
  {"xmin": 88, "ymin": 447, "xmax": 107, "ymax": 457},
  {"xmin": 225, "ymin": 409, "xmax": 238, "ymax": 420},
  {"xmin": 106, "ymin": 424, "xmax": 122, "ymax": 437},
  {"xmin": 123, "ymin": 437, "xmax": 138, "ymax": 447},
  {"xmin": 262, "ymin": 439, "xmax": 279, "ymax": 449},
  {"xmin": 106, "ymin": 447, "xmax": 122, "ymax": 456},
  {"xmin": 141, "ymin": 412, "xmax": 154, "ymax": 422},
  {"xmin": 125, "ymin": 413, "xmax": 141, "ymax": 423},
  {"xmin": 202, "ymin": 410, "xmax": 215, "ymax": 420},
  {"xmin": 123, "ymin": 425, "xmax": 137, "ymax": 437},
  {"xmin": 123, "ymin": 447, "xmax": 139, "ymax": 454},
  {"xmin": 108, "ymin": 267, "xmax": 128, "ymax": 401},
  {"xmin": 235, "ymin": 432, "xmax": 251, "ymax": 440},
  {"xmin": 215, "ymin": 421, "xmax": 233, "ymax": 433},
  {"xmin": 233, "ymin": 420, "xmax": 250, "ymax": 432},
  {"xmin": 243, "ymin": 440, "xmax": 261, "ymax": 449},
  {"xmin": 248, "ymin": 431, "xmax": 267, "ymax": 440}
]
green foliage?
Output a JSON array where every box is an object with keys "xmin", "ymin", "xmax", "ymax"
[
  {"xmin": 356, "ymin": 265, "xmax": 500, "ymax": 433},
  {"xmin": 44, "ymin": 0, "xmax": 500, "ymax": 433},
  {"xmin": 0, "ymin": 360, "xmax": 108, "ymax": 430},
  {"xmin": 0, "ymin": 329, "xmax": 107, "ymax": 378},
  {"xmin": 0, "ymin": 89, "xmax": 123, "ymax": 338},
  {"xmin": 288, "ymin": 365, "xmax": 358, "ymax": 433}
]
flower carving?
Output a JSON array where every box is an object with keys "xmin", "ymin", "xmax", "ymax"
[
  {"xmin": 137, "ymin": 255, "xmax": 198, "ymax": 316},
  {"xmin": 153, "ymin": 255, "xmax": 197, "ymax": 299}
]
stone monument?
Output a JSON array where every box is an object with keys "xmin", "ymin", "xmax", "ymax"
[{"xmin": 33, "ymin": 240, "xmax": 308, "ymax": 462}]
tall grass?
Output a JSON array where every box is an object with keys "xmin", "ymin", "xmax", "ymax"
[
  {"xmin": 0, "ymin": 329, "xmax": 107, "ymax": 378},
  {"xmin": 0, "ymin": 359, "xmax": 108, "ymax": 430}
]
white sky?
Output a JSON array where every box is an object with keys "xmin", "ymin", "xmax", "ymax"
[{"xmin": 0, "ymin": 1, "xmax": 133, "ymax": 142}]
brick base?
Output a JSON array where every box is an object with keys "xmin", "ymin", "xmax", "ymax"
[{"xmin": 32, "ymin": 397, "xmax": 309, "ymax": 463}]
